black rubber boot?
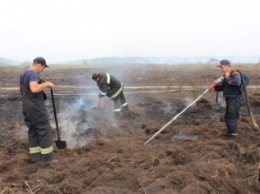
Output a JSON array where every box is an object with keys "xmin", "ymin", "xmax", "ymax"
[
  {"xmin": 122, "ymin": 105, "xmax": 129, "ymax": 113},
  {"xmin": 44, "ymin": 159, "xmax": 59, "ymax": 166},
  {"xmin": 113, "ymin": 111, "xmax": 121, "ymax": 118}
]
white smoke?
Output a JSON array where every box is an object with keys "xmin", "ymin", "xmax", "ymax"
[
  {"xmin": 217, "ymin": 96, "xmax": 226, "ymax": 107},
  {"xmin": 183, "ymin": 97, "xmax": 196, "ymax": 107},
  {"xmin": 55, "ymin": 97, "xmax": 93, "ymax": 148},
  {"xmin": 51, "ymin": 94, "xmax": 121, "ymax": 149}
]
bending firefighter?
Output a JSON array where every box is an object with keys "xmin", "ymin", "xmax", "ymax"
[
  {"xmin": 214, "ymin": 59, "xmax": 249, "ymax": 138},
  {"xmin": 92, "ymin": 73, "xmax": 129, "ymax": 115},
  {"xmin": 20, "ymin": 57, "xmax": 58, "ymax": 166}
]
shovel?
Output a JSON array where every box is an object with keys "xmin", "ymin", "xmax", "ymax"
[
  {"xmin": 237, "ymin": 70, "xmax": 259, "ymax": 132},
  {"xmin": 50, "ymin": 89, "xmax": 67, "ymax": 149}
]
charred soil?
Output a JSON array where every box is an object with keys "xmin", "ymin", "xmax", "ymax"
[{"xmin": 0, "ymin": 64, "xmax": 260, "ymax": 194}]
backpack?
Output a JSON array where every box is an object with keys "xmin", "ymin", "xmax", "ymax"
[
  {"xmin": 236, "ymin": 70, "xmax": 251, "ymax": 99},
  {"xmin": 239, "ymin": 71, "xmax": 250, "ymax": 86},
  {"xmin": 236, "ymin": 70, "xmax": 250, "ymax": 87}
]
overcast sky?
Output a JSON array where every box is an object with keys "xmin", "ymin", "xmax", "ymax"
[{"xmin": 0, "ymin": 0, "xmax": 259, "ymax": 63}]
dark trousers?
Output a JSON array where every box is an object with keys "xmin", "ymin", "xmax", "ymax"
[
  {"xmin": 22, "ymin": 94, "xmax": 54, "ymax": 162},
  {"xmin": 113, "ymin": 91, "xmax": 127, "ymax": 112},
  {"xmin": 225, "ymin": 97, "xmax": 241, "ymax": 134}
]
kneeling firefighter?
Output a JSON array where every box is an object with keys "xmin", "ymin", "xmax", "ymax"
[{"xmin": 92, "ymin": 73, "xmax": 128, "ymax": 115}]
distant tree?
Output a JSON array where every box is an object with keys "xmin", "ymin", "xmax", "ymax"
[
  {"xmin": 208, "ymin": 58, "xmax": 219, "ymax": 64},
  {"xmin": 82, "ymin": 59, "xmax": 87, "ymax": 65},
  {"xmin": 20, "ymin": 61, "xmax": 31, "ymax": 66}
]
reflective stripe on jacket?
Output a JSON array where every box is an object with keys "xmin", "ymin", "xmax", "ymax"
[{"xmin": 97, "ymin": 73, "xmax": 123, "ymax": 99}]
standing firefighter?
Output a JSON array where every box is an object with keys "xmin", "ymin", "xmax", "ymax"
[
  {"xmin": 215, "ymin": 59, "xmax": 244, "ymax": 138},
  {"xmin": 92, "ymin": 73, "xmax": 128, "ymax": 115},
  {"xmin": 20, "ymin": 57, "xmax": 58, "ymax": 166}
]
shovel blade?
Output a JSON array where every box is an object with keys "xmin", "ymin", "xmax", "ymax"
[{"xmin": 55, "ymin": 140, "xmax": 67, "ymax": 149}]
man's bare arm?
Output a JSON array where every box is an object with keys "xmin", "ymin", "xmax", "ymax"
[{"xmin": 29, "ymin": 81, "xmax": 54, "ymax": 93}]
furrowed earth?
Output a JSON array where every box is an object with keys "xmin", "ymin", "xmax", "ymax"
[{"xmin": 0, "ymin": 64, "xmax": 260, "ymax": 194}]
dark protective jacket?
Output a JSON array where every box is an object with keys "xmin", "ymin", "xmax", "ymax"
[
  {"xmin": 97, "ymin": 73, "xmax": 123, "ymax": 99},
  {"xmin": 215, "ymin": 70, "xmax": 242, "ymax": 98}
]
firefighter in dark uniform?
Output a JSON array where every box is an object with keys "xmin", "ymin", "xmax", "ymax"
[
  {"xmin": 92, "ymin": 73, "xmax": 128, "ymax": 115},
  {"xmin": 20, "ymin": 57, "xmax": 58, "ymax": 165},
  {"xmin": 215, "ymin": 59, "xmax": 242, "ymax": 137}
]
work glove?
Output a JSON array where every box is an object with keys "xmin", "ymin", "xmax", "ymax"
[
  {"xmin": 214, "ymin": 76, "xmax": 224, "ymax": 84},
  {"xmin": 98, "ymin": 93, "xmax": 105, "ymax": 98}
]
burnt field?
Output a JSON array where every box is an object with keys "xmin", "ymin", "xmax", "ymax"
[{"xmin": 0, "ymin": 63, "xmax": 260, "ymax": 194}]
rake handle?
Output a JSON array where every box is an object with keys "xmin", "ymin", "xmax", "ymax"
[{"xmin": 144, "ymin": 80, "xmax": 218, "ymax": 145}]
